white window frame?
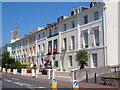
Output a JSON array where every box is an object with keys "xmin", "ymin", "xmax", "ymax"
[
  {"xmin": 94, "ymin": 11, "xmax": 99, "ymax": 21},
  {"xmin": 82, "ymin": 30, "xmax": 88, "ymax": 48},
  {"xmin": 63, "ymin": 38, "xmax": 67, "ymax": 50},
  {"xmin": 71, "ymin": 21, "xmax": 75, "ymax": 28},
  {"xmin": 91, "ymin": 26, "xmax": 100, "ymax": 47},
  {"xmin": 63, "ymin": 24, "xmax": 67, "ymax": 31},
  {"xmin": 68, "ymin": 56, "xmax": 73, "ymax": 67},
  {"xmin": 71, "ymin": 36, "xmax": 75, "ymax": 50},
  {"xmin": 92, "ymin": 53, "xmax": 97, "ymax": 67}
]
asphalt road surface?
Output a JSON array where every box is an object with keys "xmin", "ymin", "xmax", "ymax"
[{"xmin": 2, "ymin": 74, "xmax": 69, "ymax": 90}]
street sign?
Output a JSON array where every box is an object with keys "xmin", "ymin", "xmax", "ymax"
[
  {"xmin": 73, "ymin": 80, "xmax": 79, "ymax": 89},
  {"xmin": 51, "ymin": 78, "xmax": 57, "ymax": 88},
  {"xmin": 52, "ymin": 78, "xmax": 57, "ymax": 83}
]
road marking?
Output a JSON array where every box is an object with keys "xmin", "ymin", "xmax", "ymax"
[
  {"xmin": 32, "ymin": 86, "xmax": 46, "ymax": 88},
  {"xmin": 4, "ymin": 78, "xmax": 46, "ymax": 89},
  {"xmin": 14, "ymin": 82, "xmax": 23, "ymax": 86},
  {"xmin": 4, "ymin": 79, "xmax": 12, "ymax": 82},
  {"xmin": 14, "ymin": 81, "xmax": 32, "ymax": 87},
  {"xmin": 12, "ymin": 78, "xmax": 19, "ymax": 80}
]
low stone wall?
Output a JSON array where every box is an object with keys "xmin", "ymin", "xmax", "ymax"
[
  {"xmin": 101, "ymin": 77, "xmax": 120, "ymax": 87},
  {"xmin": 75, "ymin": 66, "xmax": 112, "ymax": 81}
]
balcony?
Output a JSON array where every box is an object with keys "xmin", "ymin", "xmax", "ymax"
[
  {"xmin": 48, "ymin": 49, "xmax": 52, "ymax": 55},
  {"xmin": 53, "ymin": 48, "xmax": 57, "ymax": 54}
]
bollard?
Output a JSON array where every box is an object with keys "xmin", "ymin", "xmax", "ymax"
[
  {"xmin": 51, "ymin": 78, "xmax": 57, "ymax": 88},
  {"xmin": 73, "ymin": 80, "xmax": 79, "ymax": 89},
  {"xmin": 94, "ymin": 73, "xmax": 97, "ymax": 83},
  {"xmin": 32, "ymin": 69, "xmax": 35, "ymax": 77},
  {"xmin": 35, "ymin": 68, "xmax": 39, "ymax": 77},
  {"xmin": 24, "ymin": 69, "xmax": 27, "ymax": 75},
  {"xmin": 47, "ymin": 69, "xmax": 51, "ymax": 79},
  {"xmin": 86, "ymin": 72, "xmax": 88, "ymax": 82},
  {"xmin": 71, "ymin": 69, "xmax": 79, "ymax": 89},
  {"xmin": 13, "ymin": 69, "xmax": 17, "ymax": 74},
  {"xmin": 2, "ymin": 68, "xmax": 6, "ymax": 73},
  {"xmin": 51, "ymin": 69, "xmax": 57, "ymax": 88},
  {"xmin": 21, "ymin": 69, "xmax": 24, "ymax": 75}
]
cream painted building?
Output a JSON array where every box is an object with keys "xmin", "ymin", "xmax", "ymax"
[{"xmin": 9, "ymin": 0, "xmax": 120, "ymax": 72}]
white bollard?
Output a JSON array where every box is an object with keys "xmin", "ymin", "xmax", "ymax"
[
  {"xmin": 15, "ymin": 69, "xmax": 17, "ymax": 74},
  {"xmin": 13, "ymin": 69, "xmax": 15, "ymax": 74},
  {"xmin": 47, "ymin": 69, "xmax": 51, "ymax": 79},
  {"xmin": 21, "ymin": 69, "xmax": 23, "ymax": 75},
  {"xmin": 24, "ymin": 69, "xmax": 27, "ymax": 75},
  {"xmin": 71, "ymin": 69, "xmax": 79, "ymax": 89},
  {"xmin": 52, "ymin": 69, "xmax": 56, "ymax": 78},
  {"xmin": 35, "ymin": 68, "xmax": 39, "ymax": 77},
  {"xmin": 51, "ymin": 69, "xmax": 57, "ymax": 88},
  {"xmin": 32, "ymin": 69, "xmax": 35, "ymax": 77},
  {"xmin": 2, "ymin": 68, "xmax": 6, "ymax": 73},
  {"xmin": 13, "ymin": 69, "xmax": 17, "ymax": 74},
  {"xmin": 21, "ymin": 69, "xmax": 26, "ymax": 76},
  {"xmin": 71, "ymin": 69, "xmax": 75, "ymax": 81}
]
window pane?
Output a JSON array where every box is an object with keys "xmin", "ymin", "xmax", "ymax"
[
  {"xmin": 72, "ymin": 21, "xmax": 75, "ymax": 28},
  {"xmin": 84, "ymin": 15, "xmax": 88, "ymax": 24},
  {"xmin": 54, "ymin": 61, "xmax": 58, "ymax": 67},
  {"xmin": 94, "ymin": 30, "xmax": 99, "ymax": 45},
  {"xmin": 84, "ymin": 32, "xmax": 88, "ymax": 47},
  {"xmin": 69, "ymin": 56, "xmax": 72, "ymax": 67},
  {"xmin": 92, "ymin": 54, "xmax": 97, "ymax": 67},
  {"xmin": 63, "ymin": 38, "xmax": 67, "ymax": 50},
  {"xmin": 94, "ymin": 11, "xmax": 99, "ymax": 20},
  {"xmin": 71, "ymin": 36, "xmax": 75, "ymax": 49},
  {"xmin": 64, "ymin": 24, "xmax": 66, "ymax": 31}
]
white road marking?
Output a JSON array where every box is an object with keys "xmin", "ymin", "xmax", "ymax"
[
  {"xmin": 32, "ymin": 86, "xmax": 46, "ymax": 88},
  {"xmin": 4, "ymin": 79, "xmax": 12, "ymax": 82},
  {"xmin": 13, "ymin": 81, "xmax": 32, "ymax": 87},
  {"xmin": 12, "ymin": 78, "xmax": 19, "ymax": 80},
  {"xmin": 4, "ymin": 78, "xmax": 46, "ymax": 88}
]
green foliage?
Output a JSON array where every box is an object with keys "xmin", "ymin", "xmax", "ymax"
[
  {"xmin": 20, "ymin": 64, "xmax": 27, "ymax": 69},
  {"xmin": 2, "ymin": 52, "xmax": 15, "ymax": 68},
  {"xmin": 9, "ymin": 61, "xmax": 21, "ymax": 70},
  {"xmin": 26, "ymin": 65, "xmax": 32, "ymax": 70},
  {"xmin": 76, "ymin": 50, "xmax": 88, "ymax": 69}
]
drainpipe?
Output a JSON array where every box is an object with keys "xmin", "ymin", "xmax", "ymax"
[
  {"xmin": 77, "ymin": 14, "xmax": 81, "ymax": 50},
  {"xmin": 102, "ymin": 7, "xmax": 107, "ymax": 66}
]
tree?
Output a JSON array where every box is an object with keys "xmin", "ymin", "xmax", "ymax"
[
  {"xmin": 9, "ymin": 61, "xmax": 21, "ymax": 70},
  {"xmin": 75, "ymin": 50, "xmax": 88, "ymax": 69},
  {"xmin": 2, "ymin": 52, "xmax": 15, "ymax": 69}
]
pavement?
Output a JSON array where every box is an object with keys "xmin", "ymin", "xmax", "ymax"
[{"xmin": 2, "ymin": 72, "xmax": 119, "ymax": 89}]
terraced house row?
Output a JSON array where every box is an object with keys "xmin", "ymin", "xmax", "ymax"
[{"xmin": 2, "ymin": 0, "xmax": 120, "ymax": 72}]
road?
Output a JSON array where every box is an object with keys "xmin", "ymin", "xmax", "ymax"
[{"xmin": 2, "ymin": 74, "xmax": 69, "ymax": 89}]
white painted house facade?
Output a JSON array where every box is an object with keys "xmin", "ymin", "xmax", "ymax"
[{"xmin": 6, "ymin": 0, "xmax": 120, "ymax": 72}]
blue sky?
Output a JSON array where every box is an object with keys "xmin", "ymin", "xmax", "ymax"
[{"xmin": 2, "ymin": 2, "xmax": 90, "ymax": 46}]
